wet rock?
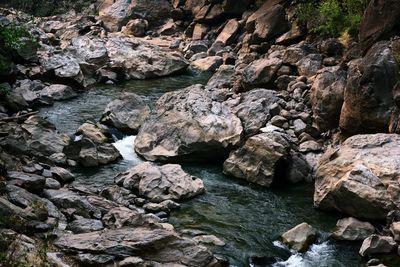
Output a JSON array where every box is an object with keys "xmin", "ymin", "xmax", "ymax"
[
  {"xmin": 311, "ymin": 66, "xmax": 346, "ymax": 132},
  {"xmin": 40, "ymin": 84, "xmax": 77, "ymax": 101},
  {"xmin": 116, "ymin": 162, "xmax": 204, "ymax": 202},
  {"xmin": 241, "ymin": 57, "xmax": 282, "ymax": 90},
  {"xmin": 281, "ymin": 222, "xmax": 317, "ymax": 252},
  {"xmin": 135, "ymin": 84, "xmax": 243, "ymax": 162},
  {"xmin": 340, "ymin": 41, "xmax": 398, "ymax": 134},
  {"xmin": 332, "ymin": 217, "xmax": 375, "ymax": 241},
  {"xmin": 223, "ymin": 131, "xmax": 292, "ymax": 187},
  {"xmin": 50, "ymin": 166, "xmax": 75, "ymax": 184},
  {"xmin": 193, "ymin": 235, "xmax": 225, "ymax": 246},
  {"xmin": 106, "ymin": 37, "xmax": 188, "ymax": 79},
  {"xmin": 67, "ymin": 218, "xmax": 104, "ymax": 233},
  {"xmin": 359, "ymin": 235, "xmax": 397, "ymax": 257},
  {"xmin": 54, "ymin": 227, "xmax": 217, "ymax": 266},
  {"xmin": 314, "ymin": 134, "xmax": 400, "ymax": 219},
  {"xmin": 7, "ymin": 171, "xmax": 45, "ymax": 193},
  {"xmin": 192, "ymin": 56, "xmax": 223, "ymax": 72}
]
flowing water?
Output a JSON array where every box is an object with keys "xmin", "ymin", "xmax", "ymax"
[{"xmin": 39, "ymin": 69, "xmax": 362, "ymax": 267}]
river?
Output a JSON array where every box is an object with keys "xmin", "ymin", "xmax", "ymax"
[{"xmin": 39, "ymin": 69, "xmax": 362, "ymax": 267}]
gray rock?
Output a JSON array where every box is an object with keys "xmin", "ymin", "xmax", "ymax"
[
  {"xmin": 68, "ymin": 218, "xmax": 104, "ymax": 233},
  {"xmin": 50, "ymin": 166, "xmax": 75, "ymax": 184},
  {"xmin": 206, "ymin": 65, "xmax": 235, "ymax": 89},
  {"xmin": 359, "ymin": 235, "xmax": 397, "ymax": 257},
  {"xmin": 332, "ymin": 217, "xmax": 375, "ymax": 241},
  {"xmin": 45, "ymin": 178, "xmax": 61, "ymax": 190},
  {"xmin": 134, "ymin": 84, "xmax": 243, "ymax": 162},
  {"xmin": 192, "ymin": 56, "xmax": 223, "ymax": 72},
  {"xmin": 40, "ymin": 84, "xmax": 77, "ymax": 101},
  {"xmin": 241, "ymin": 57, "xmax": 282, "ymax": 90},
  {"xmin": 297, "ymin": 53, "xmax": 323, "ymax": 77},
  {"xmin": 100, "ymin": 93, "xmax": 150, "ymax": 134},
  {"xmin": 7, "ymin": 171, "xmax": 46, "ymax": 193},
  {"xmin": 281, "ymin": 223, "xmax": 317, "ymax": 252}
]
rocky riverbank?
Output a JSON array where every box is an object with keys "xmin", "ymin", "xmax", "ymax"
[{"xmin": 1, "ymin": 0, "xmax": 400, "ymax": 266}]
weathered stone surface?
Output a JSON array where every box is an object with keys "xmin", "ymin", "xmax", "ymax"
[
  {"xmin": 332, "ymin": 217, "xmax": 375, "ymax": 241},
  {"xmin": 192, "ymin": 56, "xmax": 223, "ymax": 72},
  {"xmin": 54, "ymin": 227, "xmax": 217, "ymax": 266},
  {"xmin": 241, "ymin": 57, "xmax": 282, "ymax": 90},
  {"xmin": 68, "ymin": 218, "xmax": 104, "ymax": 233},
  {"xmin": 7, "ymin": 171, "xmax": 46, "ymax": 193},
  {"xmin": 340, "ymin": 42, "xmax": 399, "ymax": 134},
  {"xmin": 359, "ymin": 0, "xmax": 400, "ymax": 53},
  {"xmin": 77, "ymin": 123, "xmax": 109, "ymax": 144},
  {"xmin": 206, "ymin": 65, "xmax": 235, "ymax": 89},
  {"xmin": 314, "ymin": 134, "xmax": 400, "ymax": 219},
  {"xmin": 116, "ymin": 162, "xmax": 204, "ymax": 202},
  {"xmin": 135, "ymin": 85, "xmax": 243, "ymax": 162},
  {"xmin": 311, "ymin": 66, "xmax": 346, "ymax": 132},
  {"xmin": 50, "ymin": 166, "xmax": 75, "ymax": 184},
  {"xmin": 215, "ymin": 19, "xmax": 239, "ymax": 45},
  {"xmin": 100, "ymin": 93, "xmax": 150, "ymax": 134},
  {"xmin": 281, "ymin": 223, "xmax": 317, "ymax": 252},
  {"xmin": 359, "ymin": 235, "xmax": 397, "ymax": 257},
  {"xmin": 297, "ymin": 53, "xmax": 322, "ymax": 77},
  {"xmin": 121, "ymin": 19, "xmax": 148, "ymax": 37},
  {"xmin": 390, "ymin": 222, "xmax": 400, "ymax": 242}
]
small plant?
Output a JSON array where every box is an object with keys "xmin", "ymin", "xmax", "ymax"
[
  {"xmin": 0, "ymin": 83, "xmax": 10, "ymax": 96},
  {"xmin": 0, "ymin": 23, "xmax": 36, "ymax": 51}
]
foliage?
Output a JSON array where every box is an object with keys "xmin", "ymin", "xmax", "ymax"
[
  {"xmin": 0, "ymin": 23, "xmax": 36, "ymax": 51},
  {"xmin": 295, "ymin": 0, "xmax": 369, "ymax": 38}
]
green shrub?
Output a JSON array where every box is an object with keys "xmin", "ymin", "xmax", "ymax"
[
  {"xmin": 0, "ymin": 23, "xmax": 36, "ymax": 51},
  {"xmin": 295, "ymin": 0, "xmax": 368, "ymax": 38}
]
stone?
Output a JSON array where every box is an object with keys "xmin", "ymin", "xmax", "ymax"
[
  {"xmin": 121, "ymin": 19, "xmax": 148, "ymax": 37},
  {"xmin": 390, "ymin": 222, "xmax": 400, "ymax": 242},
  {"xmin": 241, "ymin": 57, "xmax": 282, "ymax": 90},
  {"xmin": 68, "ymin": 218, "xmax": 104, "ymax": 233},
  {"xmin": 215, "ymin": 19, "xmax": 239, "ymax": 45},
  {"xmin": 281, "ymin": 223, "xmax": 317, "ymax": 252},
  {"xmin": 359, "ymin": 235, "xmax": 397, "ymax": 257},
  {"xmin": 102, "ymin": 206, "xmax": 157, "ymax": 229},
  {"xmin": 193, "ymin": 235, "xmax": 225, "ymax": 246},
  {"xmin": 227, "ymin": 89, "xmax": 279, "ymax": 136},
  {"xmin": 100, "ymin": 93, "xmax": 150, "ymax": 134},
  {"xmin": 206, "ymin": 65, "xmax": 235, "ymax": 89},
  {"xmin": 271, "ymin": 115, "xmax": 287, "ymax": 128},
  {"xmin": 116, "ymin": 162, "xmax": 204, "ymax": 202},
  {"xmin": 299, "ymin": 140, "xmax": 322, "ymax": 153},
  {"xmin": 7, "ymin": 171, "xmax": 46, "ymax": 193},
  {"xmin": 77, "ymin": 123, "xmax": 109, "ymax": 144},
  {"xmin": 332, "ymin": 217, "xmax": 375, "ymax": 241},
  {"xmin": 192, "ymin": 23, "xmax": 208, "ymax": 40},
  {"xmin": 50, "ymin": 167, "xmax": 75, "ymax": 184},
  {"xmin": 134, "ymin": 85, "xmax": 243, "ymax": 162},
  {"xmin": 45, "ymin": 178, "xmax": 61, "ymax": 190},
  {"xmin": 311, "ymin": 66, "xmax": 346, "ymax": 132},
  {"xmin": 158, "ymin": 19, "xmax": 178, "ymax": 36},
  {"xmin": 192, "ymin": 56, "xmax": 223, "ymax": 72},
  {"xmin": 340, "ymin": 41, "xmax": 398, "ymax": 134},
  {"xmin": 359, "ymin": 0, "xmax": 400, "ymax": 53},
  {"xmin": 314, "ymin": 134, "xmax": 400, "ymax": 220},
  {"xmin": 223, "ymin": 131, "xmax": 292, "ymax": 187},
  {"xmin": 54, "ymin": 227, "xmax": 217, "ymax": 266},
  {"xmin": 297, "ymin": 53, "xmax": 322, "ymax": 77},
  {"xmin": 40, "ymin": 84, "xmax": 77, "ymax": 101}
]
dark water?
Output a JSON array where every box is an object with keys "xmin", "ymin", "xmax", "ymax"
[{"xmin": 39, "ymin": 70, "xmax": 362, "ymax": 267}]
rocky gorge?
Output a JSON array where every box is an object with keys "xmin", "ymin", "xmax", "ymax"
[{"xmin": 0, "ymin": 0, "xmax": 400, "ymax": 266}]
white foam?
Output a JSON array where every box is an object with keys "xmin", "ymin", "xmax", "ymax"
[{"xmin": 113, "ymin": 136, "xmax": 143, "ymax": 164}]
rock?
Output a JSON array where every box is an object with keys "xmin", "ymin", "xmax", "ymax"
[
  {"xmin": 68, "ymin": 218, "xmax": 104, "ymax": 233},
  {"xmin": 49, "ymin": 152, "xmax": 67, "ymax": 166},
  {"xmin": 390, "ymin": 222, "xmax": 400, "ymax": 242},
  {"xmin": 54, "ymin": 227, "xmax": 217, "ymax": 266},
  {"xmin": 359, "ymin": 235, "xmax": 397, "ymax": 257},
  {"xmin": 121, "ymin": 19, "xmax": 148, "ymax": 37},
  {"xmin": 77, "ymin": 123, "xmax": 109, "ymax": 144},
  {"xmin": 43, "ymin": 189, "xmax": 102, "ymax": 219},
  {"xmin": 0, "ymin": 197, "xmax": 40, "ymax": 233},
  {"xmin": 7, "ymin": 171, "xmax": 45, "ymax": 193},
  {"xmin": 102, "ymin": 206, "xmax": 157, "ymax": 229},
  {"xmin": 116, "ymin": 162, "xmax": 204, "ymax": 202},
  {"xmin": 215, "ymin": 19, "xmax": 239, "ymax": 45},
  {"xmin": 99, "ymin": 0, "xmax": 172, "ymax": 31},
  {"xmin": 106, "ymin": 37, "xmax": 189, "ymax": 79},
  {"xmin": 100, "ymin": 93, "xmax": 150, "ymax": 134},
  {"xmin": 281, "ymin": 223, "xmax": 317, "ymax": 252},
  {"xmin": 246, "ymin": 2, "xmax": 289, "ymax": 43},
  {"xmin": 5, "ymin": 86, "xmax": 38, "ymax": 111},
  {"xmin": 332, "ymin": 217, "xmax": 375, "ymax": 241},
  {"xmin": 340, "ymin": 41, "xmax": 398, "ymax": 134},
  {"xmin": 241, "ymin": 57, "xmax": 282, "ymax": 90},
  {"xmin": 192, "ymin": 56, "xmax": 223, "ymax": 72},
  {"xmin": 299, "ymin": 140, "xmax": 322, "ymax": 153},
  {"xmin": 99, "ymin": 185, "xmax": 136, "ymax": 207},
  {"xmin": 193, "ymin": 235, "xmax": 225, "ymax": 246},
  {"xmin": 227, "ymin": 89, "xmax": 279, "ymax": 136},
  {"xmin": 271, "ymin": 115, "xmax": 288, "ymax": 128},
  {"xmin": 43, "ymin": 53, "xmax": 84, "ymax": 86},
  {"xmin": 40, "ymin": 84, "xmax": 77, "ymax": 101},
  {"xmin": 50, "ymin": 166, "xmax": 75, "ymax": 184},
  {"xmin": 206, "ymin": 65, "xmax": 235, "ymax": 89},
  {"xmin": 158, "ymin": 19, "xmax": 178, "ymax": 36},
  {"xmin": 311, "ymin": 66, "xmax": 346, "ymax": 132},
  {"xmin": 314, "ymin": 134, "xmax": 400, "ymax": 219},
  {"xmin": 45, "ymin": 178, "xmax": 61, "ymax": 190},
  {"xmin": 297, "ymin": 53, "xmax": 323, "ymax": 77},
  {"xmin": 359, "ymin": 0, "xmax": 400, "ymax": 53},
  {"xmin": 135, "ymin": 85, "xmax": 243, "ymax": 162},
  {"xmin": 191, "ymin": 23, "xmax": 208, "ymax": 40},
  {"xmin": 223, "ymin": 131, "xmax": 292, "ymax": 187},
  {"xmin": 118, "ymin": 257, "xmax": 145, "ymax": 267}
]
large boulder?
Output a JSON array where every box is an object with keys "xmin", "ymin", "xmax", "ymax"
[
  {"xmin": 314, "ymin": 134, "xmax": 400, "ymax": 219},
  {"xmin": 54, "ymin": 227, "xmax": 218, "ymax": 266},
  {"xmin": 115, "ymin": 162, "xmax": 204, "ymax": 203},
  {"xmin": 281, "ymin": 222, "xmax": 317, "ymax": 252},
  {"xmin": 311, "ymin": 66, "xmax": 346, "ymax": 132},
  {"xmin": 241, "ymin": 57, "xmax": 282, "ymax": 90},
  {"xmin": 359, "ymin": 0, "xmax": 400, "ymax": 53},
  {"xmin": 99, "ymin": 0, "xmax": 172, "ymax": 31},
  {"xmin": 332, "ymin": 217, "xmax": 375, "ymax": 241},
  {"xmin": 106, "ymin": 37, "xmax": 189, "ymax": 79},
  {"xmin": 134, "ymin": 85, "xmax": 243, "ymax": 162},
  {"xmin": 340, "ymin": 41, "xmax": 399, "ymax": 134},
  {"xmin": 100, "ymin": 93, "xmax": 150, "ymax": 134},
  {"xmin": 39, "ymin": 84, "xmax": 78, "ymax": 101},
  {"xmin": 359, "ymin": 235, "xmax": 397, "ymax": 257},
  {"xmin": 223, "ymin": 131, "xmax": 301, "ymax": 187}
]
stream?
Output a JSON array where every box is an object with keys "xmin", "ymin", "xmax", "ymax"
[{"xmin": 39, "ymin": 69, "xmax": 362, "ymax": 267}]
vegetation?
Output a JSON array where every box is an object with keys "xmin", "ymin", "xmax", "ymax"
[
  {"xmin": 295, "ymin": 0, "xmax": 369, "ymax": 38},
  {"xmin": 0, "ymin": 23, "xmax": 36, "ymax": 51}
]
